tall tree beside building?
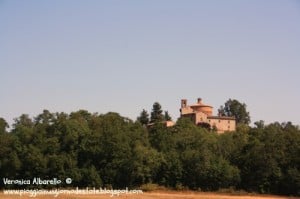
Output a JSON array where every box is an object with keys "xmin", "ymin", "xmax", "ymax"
[
  {"xmin": 164, "ymin": 111, "xmax": 172, "ymax": 121},
  {"xmin": 150, "ymin": 102, "xmax": 164, "ymax": 123},
  {"xmin": 218, "ymin": 99, "xmax": 250, "ymax": 125},
  {"xmin": 137, "ymin": 109, "xmax": 149, "ymax": 125}
]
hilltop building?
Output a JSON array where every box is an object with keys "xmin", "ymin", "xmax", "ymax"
[{"xmin": 180, "ymin": 98, "xmax": 236, "ymax": 133}]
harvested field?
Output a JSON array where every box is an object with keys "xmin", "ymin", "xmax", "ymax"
[{"xmin": 0, "ymin": 191, "xmax": 298, "ymax": 199}]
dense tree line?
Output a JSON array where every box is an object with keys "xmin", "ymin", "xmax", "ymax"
[{"xmin": 0, "ymin": 102, "xmax": 299, "ymax": 196}]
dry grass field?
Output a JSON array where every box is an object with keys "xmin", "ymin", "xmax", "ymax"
[{"xmin": 1, "ymin": 191, "xmax": 299, "ymax": 199}]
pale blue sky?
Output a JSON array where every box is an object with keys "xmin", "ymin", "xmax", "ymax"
[{"xmin": 1, "ymin": 0, "xmax": 300, "ymax": 126}]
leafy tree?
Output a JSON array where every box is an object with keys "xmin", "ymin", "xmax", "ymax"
[
  {"xmin": 279, "ymin": 167, "xmax": 300, "ymax": 195},
  {"xmin": 218, "ymin": 99, "xmax": 250, "ymax": 125},
  {"xmin": 0, "ymin": 118, "xmax": 9, "ymax": 134},
  {"xmin": 164, "ymin": 111, "xmax": 172, "ymax": 121},
  {"xmin": 34, "ymin": 109, "xmax": 54, "ymax": 125},
  {"xmin": 94, "ymin": 113, "xmax": 134, "ymax": 187},
  {"xmin": 81, "ymin": 166, "xmax": 102, "ymax": 187},
  {"xmin": 137, "ymin": 109, "xmax": 149, "ymax": 125},
  {"xmin": 150, "ymin": 102, "xmax": 164, "ymax": 123},
  {"xmin": 156, "ymin": 151, "xmax": 182, "ymax": 187},
  {"xmin": 1, "ymin": 108, "xmax": 300, "ymax": 196},
  {"xmin": 0, "ymin": 133, "xmax": 21, "ymax": 179},
  {"xmin": 148, "ymin": 123, "xmax": 174, "ymax": 152},
  {"xmin": 254, "ymin": 120, "xmax": 265, "ymax": 129},
  {"xmin": 198, "ymin": 122, "xmax": 211, "ymax": 130},
  {"xmin": 20, "ymin": 144, "xmax": 47, "ymax": 179},
  {"xmin": 130, "ymin": 143, "xmax": 163, "ymax": 186},
  {"xmin": 13, "ymin": 114, "xmax": 34, "ymax": 128}
]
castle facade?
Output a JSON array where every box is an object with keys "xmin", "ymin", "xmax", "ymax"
[{"xmin": 180, "ymin": 98, "xmax": 236, "ymax": 133}]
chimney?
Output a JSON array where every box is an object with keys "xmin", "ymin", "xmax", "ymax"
[{"xmin": 197, "ymin": 98, "xmax": 202, "ymax": 104}]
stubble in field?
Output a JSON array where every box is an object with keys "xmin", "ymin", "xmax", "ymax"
[{"xmin": 0, "ymin": 191, "xmax": 298, "ymax": 199}]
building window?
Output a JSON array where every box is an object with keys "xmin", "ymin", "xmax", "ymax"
[
  {"xmin": 228, "ymin": 125, "xmax": 230, "ymax": 129},
  {"xmin": 228, "ymin": 120, "xmax": 230, "ymax": 124},
  {"xmin": 219, "ymin": 120, "xmax": 221, "ymax": 123}
]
